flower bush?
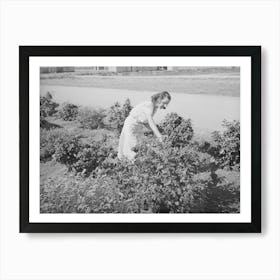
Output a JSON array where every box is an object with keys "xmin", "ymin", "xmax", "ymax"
[
  {"xmin": 51, "ymin": 132, "xmax": 117, "ymax": 175},
  {"xmin": 40, "ymin": 100, "xmax": 240, "ymax": 214},
  {"xmin": 40, "ymin": 92, "xmax": 59, "ymax": 128},
  {"xmin": 40, "ymin": 128, "xmax": 70, "ymax": 161},
  {"xmin": 104, "ymin": 98, "xmax": 133, "ymax": 134},
  {"xmin": 159, "ymin": 112, "xmax": 194, "ymax": 147},
  {"xmin": 40, "ymin": 92, "xmax": 59, "ymax": 118},
  {"xmin": 94, "ymin": 137, "xmax": 215, "ymax": 213},
  {"xmin": 196, "ymin": 120, "xmax": 240, "ymax": 170},
  {"xmin": 72, "ymin": 142, "xmax": 117, "ymax": 176},
  {"xmin": 52, "ymin": 134, "xmax": 82, "ymax": 168},
  {"xmin": 58, "ymin": 102, "xmax": 79, "ymax": 121},
  {"xmin": 41, "ymin": 136, "xmax": 239, "ymax": 214},
  {"xmin": 212, "ymin": 120, "xmax": 240, "ymax": 170},
  {"xmin": 77, "ymin": 107, "xmax": 106, "ymax": 130}
]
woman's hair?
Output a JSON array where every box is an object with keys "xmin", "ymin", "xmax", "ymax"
[{"xmin": 151, "ymin": 91, "xmax": 171, "ymax": 107}]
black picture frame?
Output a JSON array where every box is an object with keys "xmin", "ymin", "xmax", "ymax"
[{"xmin": 20, "ymin": 46, "xmax": 261, "ymax": 233}]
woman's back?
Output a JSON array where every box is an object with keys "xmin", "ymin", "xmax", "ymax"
[{"xmin": 128, "ymin": 100, "xmax": 153, "ymax": 123}]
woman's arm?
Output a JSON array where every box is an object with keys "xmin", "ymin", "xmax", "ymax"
[{"xmin": 147, "ymin": 115, "xmax": 162, "ymax": 141}]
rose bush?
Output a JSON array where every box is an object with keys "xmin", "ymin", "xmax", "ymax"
[
  {"xmin": 40, "ymin": 128, "xmax": 71, "ymax": 161},
  {"xmin": 40, "ymin": 92, "xmax": 59, "ymax": 118},
  {"xmin": 51, "ymin": 133, "xmax": 117, "ymax": 176},
  {"xmin": 94, "ymin": 136, "xmax": 215, "ymax": 213},
  {"xmin": 196, "ymin": 120, "xmax": 240, "ymax": 170},
  {"xmin": 159, "ymin": 112, "xmax": 194, "ymax": 147},
  {"xmin": 40, "ymin": 92, "xmax": 59, "ymax": 128},
  {"xmin": 77, "ymin": 107, "xmax": 106, "ymax": 130},
  {"xmin": 40, "ymin": 103, "xmax": 240, "ymax": 213},
  {"xmin": 58, "ymin": 102, "xmax": 79, "ymax": 121},
  {"xmin": 104, "ymin": 98, "xmax": 133, "ymax": 134},
  {"xmin": 212, "ymin": 120, "xmax": 240, "ymax": 170}
]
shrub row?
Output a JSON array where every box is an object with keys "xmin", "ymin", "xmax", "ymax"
[
  {"xmin": 40, "ymin": 105, "xmax": 240, "ymax": 213},
  {"xmin": 41, "ymin": 112, "xmax": 240, "ymax": 173},
  {"xmin": 40, "ymin": 138, "xmax": 239, "ymax": 214},
  {"xmin": 40, "ymin": 96, "xmax": 133, "ymax": 134},
  {"xmin": 40, "ymin": 128, "xmax": 116, "ymax": 176}
]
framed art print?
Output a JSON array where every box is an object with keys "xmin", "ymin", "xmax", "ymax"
[{"xmin": 20, "ymin": 46, "xmax": 261, "ymax": 233}]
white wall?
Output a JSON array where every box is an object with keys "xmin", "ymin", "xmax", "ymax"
[{"xmin": 0, "ymin": 0, "xmax": 279, "ymax": 279}]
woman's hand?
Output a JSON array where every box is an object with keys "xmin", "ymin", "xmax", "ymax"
[
  {"xmin": 147, "ymin": 115, "xmax": 163, "ymax": 142},
  {"xmin": 158, "ymin": 135, "xmax": 163, "ymax": 143}
]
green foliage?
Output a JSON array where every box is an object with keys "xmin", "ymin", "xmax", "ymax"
[
  {"xmin": 58, "ymin": 102, "xmax": 79, "ymax": 121},
  {"xmin": 77, "ymin": 107, "xmax": 105, "ymax": 129},
  {"xmin": 104, "ymin": 98, "xmax": 133, "ymax": 134},
  {"xmin": 159, "ymin": 112, "xmax": 194, "ymax": 147}
]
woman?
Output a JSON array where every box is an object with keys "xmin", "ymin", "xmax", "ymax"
[{"xmin": 118, "ymin": 91, "xmax": 171, "ymax": 161}]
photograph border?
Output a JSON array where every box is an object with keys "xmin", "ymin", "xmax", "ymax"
[{"xmin": 19, "ymin": 46, "xmax": 261, "ymax": 233}]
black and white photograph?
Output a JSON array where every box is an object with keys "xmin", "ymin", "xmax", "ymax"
[
  {"xmin": 40, "ymin": 65, "xmax": 241, "ymax": 214},
  {"xmin": 19, "ymin": 46, "xmax": 261, "ymax": 232},
  {"xmin": 3, "ymin": 0, "xmax": 279, "ymax": 279}
]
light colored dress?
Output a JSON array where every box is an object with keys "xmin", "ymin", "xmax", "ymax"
[{"xmin": 118, "ymin": 100, "xmax": 153, "ymax": 160}]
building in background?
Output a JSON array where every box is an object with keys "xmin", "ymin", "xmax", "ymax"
[
  {"xmin": 40, "ymin": 66, "xmax": 239, "ymax": 75},
  {"xmin": 40, "ymin": 67, "xmax": 75, "ymax": 73},
  {"xmin": 40, "ymin": 66, "xmax": 170, "ymax": 74},
  {"xmin": 74, "ymin": 66, "xmax": 168, "ymax": 73}
]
